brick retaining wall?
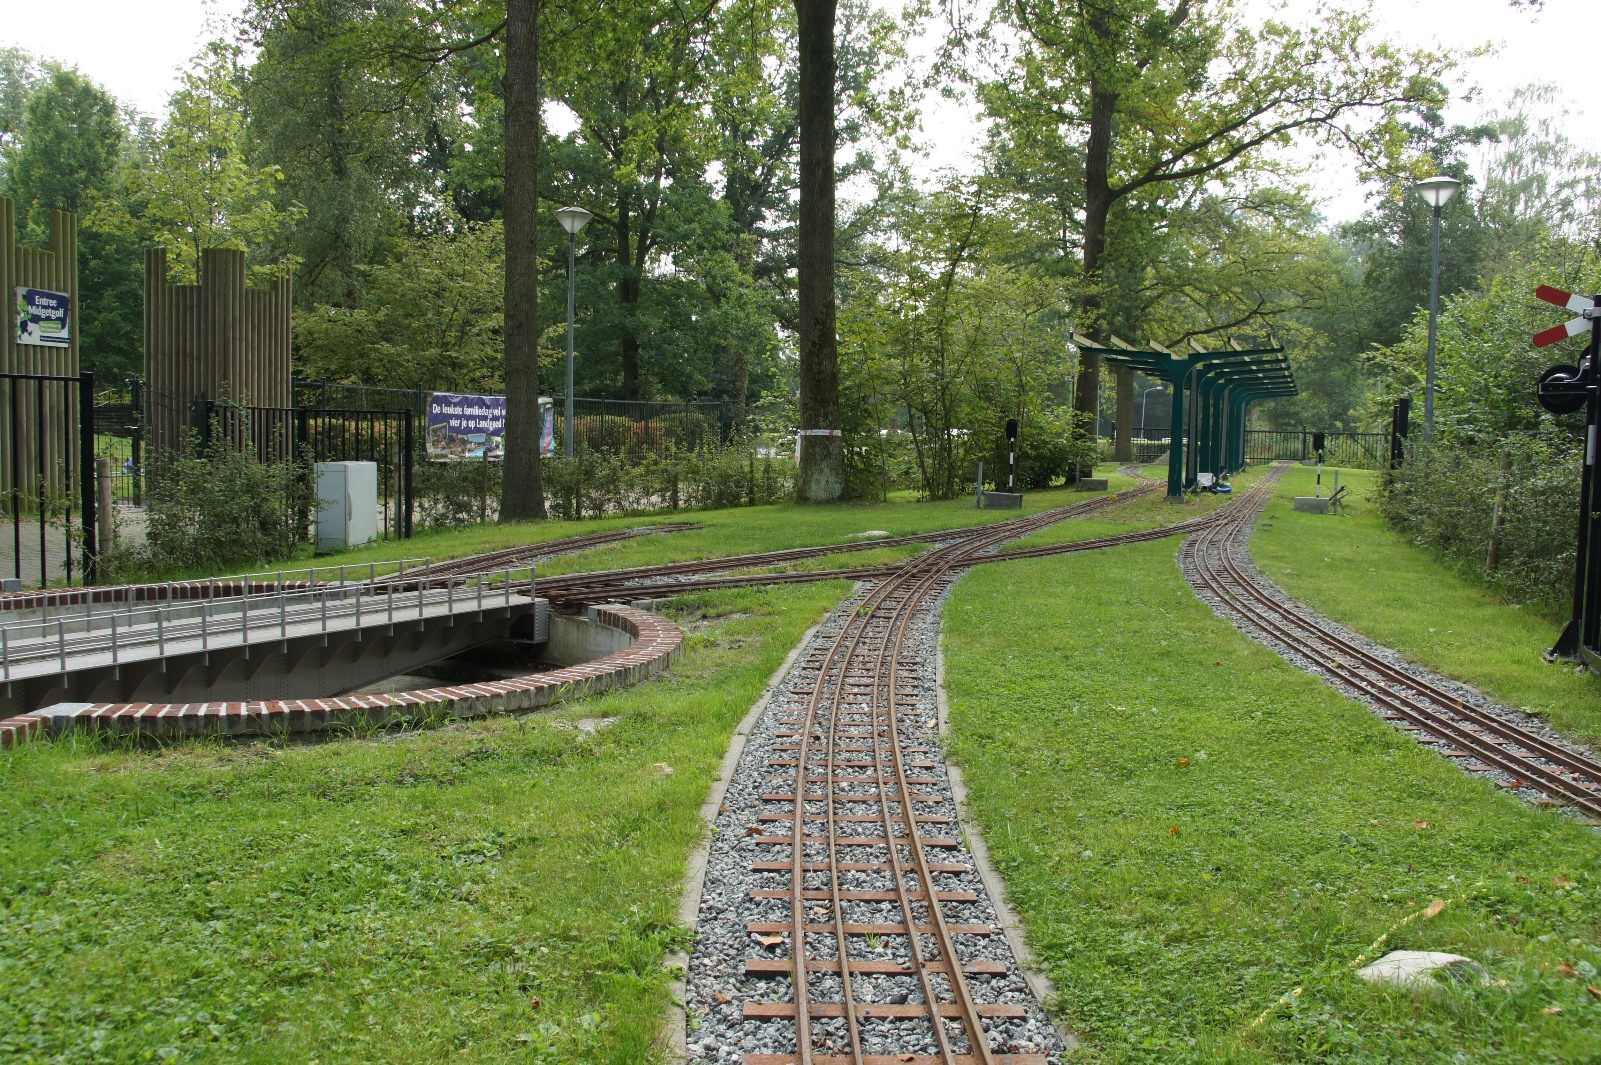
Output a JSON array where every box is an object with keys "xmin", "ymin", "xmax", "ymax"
[{"xmin": 0, "ymin": 604, "xmax": 683, "ymax": 747}]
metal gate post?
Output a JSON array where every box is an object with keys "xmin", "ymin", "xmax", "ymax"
[
  {"xmin": 403, "ymin": 409, "xmax": 414, "ymax": 538},
  {"xmin": 129, "ymin": 376, "xmax": 144, "ymax": 506},
  {"xmin": 80, "ymin": 372, "xmax": 97, "ymax": 583}
]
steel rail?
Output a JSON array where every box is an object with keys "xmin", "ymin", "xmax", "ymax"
[
  {"xmin": 1183, "ymin": 468, "xmax": 1601, "ymax": 819},
  {"xmin": 763, "ymin": 503, "xmax": 1074, "ymax": 1064}
]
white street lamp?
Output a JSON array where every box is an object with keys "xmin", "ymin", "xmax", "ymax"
[
  {"xmin": 1138, "ymin": 384, "xmax": 1163, "ymax": 437},
  {"xmin": 553, "ymin": 205, "xmax": 594, "ymax": 458},
  {"xmin": 1412, "ymin": 175, "xmax": 1461, "ymax": 443}
]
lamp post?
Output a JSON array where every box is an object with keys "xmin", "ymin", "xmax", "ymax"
[
  {"xmin": 1138, "ymin": 384, "xmax": 1163, "ymax": 436},
  {"xmin": 1412, "ymin": 175, "xmax": 1461, "ymax": 443},
  {"xmin": 553, "ymin": 205, "xmax": 594, "ymax": 458}
]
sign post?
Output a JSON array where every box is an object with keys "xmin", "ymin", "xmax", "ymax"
[
  {"xmin": 1005, "ymin": 418, "xmax": 1019, "ymax": 493},
  {"xmin": 1532, "ymin": 285, "xmax": 1601, "ymax": 661}
]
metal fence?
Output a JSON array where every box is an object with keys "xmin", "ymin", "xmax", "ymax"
[
  {"xmin": 2, "ymin": 371, "xmax": 98, "ymax": 586},
  {"xmin": 1244, "ymin": 429, "xmax": 1389, "ymax": 469},
  {"xmin": 197, "ymin": 401, "xmax": 415, "ymax": 541}
]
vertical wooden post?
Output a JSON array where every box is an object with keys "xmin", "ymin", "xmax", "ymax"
[{"xmin": 1487, "ymin": 449, "xmax": 1511, "ymax": 575}]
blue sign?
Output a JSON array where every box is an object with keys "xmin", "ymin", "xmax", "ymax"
[
  {"xmin": 426, "ymin": 392, "xmax": 555, "ymax": 459},
  {"xmin": 15, "ymin": 288, "xmax": 71, "ymax": 347}
]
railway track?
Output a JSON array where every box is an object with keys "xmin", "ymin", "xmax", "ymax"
[
  {"xmin": 541, "ymin": 477, "xmax": 1166, "ymax": 606},
  {"xmin": 392, "ymin": 521, "xmax": 705, "ymax": 579},
  {"xmin": 1182, "ymin": 465, "xmax": 1601, "ymax": 820},
  {"xmin": 697, "ymin": 491, "xmax": 1147, "ymax": 1065}
]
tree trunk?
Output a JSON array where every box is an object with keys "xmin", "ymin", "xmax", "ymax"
[
  {"xmin": 793, "ymin": 0, "xmax": 843, "ymax": 502},
  {"xmin": 1075, "ymin": 82, "xmax": 1118, "ymax": 445},
  {"xmin": 1114, "ymin": 365, "xmax": 1134, "ymax": 461},
  {"xmin": 500, "ymin": 0, "xmax": 547, "ymax": 521}
]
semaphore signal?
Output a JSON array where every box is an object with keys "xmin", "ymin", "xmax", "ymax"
[{"xmin": 1533, "ymin": 285, "xmax": 1600, "ymax": 348}]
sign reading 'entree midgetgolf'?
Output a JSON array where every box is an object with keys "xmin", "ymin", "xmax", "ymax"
[{"xmin": 15, "ymin": 288, "xmax": 71, "ymax": 347}]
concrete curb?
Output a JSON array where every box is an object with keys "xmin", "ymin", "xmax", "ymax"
[
  {"xmin": 662, "ymin": 612, "xmax": 830, "ymax": 1063},
  {"xmin": 936, "ymin": 631, "xmax": 1079, "ymax": 1053}
]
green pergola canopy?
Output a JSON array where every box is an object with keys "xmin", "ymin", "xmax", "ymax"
[{"xmin": 1070, "ymin": 334, "xmax": 1297, "ymax": 499}]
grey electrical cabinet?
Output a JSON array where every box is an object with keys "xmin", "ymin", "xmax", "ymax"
[{"xmin": 315, "ymin": 461, "xmax": 379, "ymax": 553}]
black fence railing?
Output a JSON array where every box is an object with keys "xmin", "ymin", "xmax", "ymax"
[
  {"xmin": 1245, "ymin": 429, "xmax": 1389, "ymax": 469},
  {"xmin": 2, "ymin": 371, "xmax": 98, "ymax": 586}
]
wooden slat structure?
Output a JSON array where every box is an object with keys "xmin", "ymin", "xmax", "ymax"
[
  {"xmin": 144, "ymin": 247, "xmax": 292, "ymax": 456},
  {"xmin": 0, "ymin": 198, "xmax": 79, "ymax": 503}
]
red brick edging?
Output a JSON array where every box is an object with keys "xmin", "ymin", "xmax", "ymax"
[{"xmin": 0, "ymin": 605, "xmax": 683, "ymax": 747}]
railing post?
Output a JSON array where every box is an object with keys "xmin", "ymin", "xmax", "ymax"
[{"xmin": 80, "ymin": 372, "xmax": 97, "ymax": 583}]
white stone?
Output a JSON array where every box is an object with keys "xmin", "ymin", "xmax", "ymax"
[
  {"xmin": 1355, "ymin": 950, "xmax": 1486, "ymax": 990},
  {"xmin": 850, "ymin": 530, "xmax": 892, "ymax": 539}
]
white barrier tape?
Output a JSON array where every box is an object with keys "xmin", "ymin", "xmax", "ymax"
[{"xmin": 796, "ymin": 429, "xmax": 843, "ymax": 436}]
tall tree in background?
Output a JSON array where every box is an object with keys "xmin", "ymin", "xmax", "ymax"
[
  {"xmin": 500, "ymin": 0, "xmax": 547, "ymax": 520},
  {"xmin": 794, "ymin": 0, "xmax": 844, "ymax": 501},
  {"xmin": 985, "ymin": 0, "xmax": 1451, "ymax": 455}
]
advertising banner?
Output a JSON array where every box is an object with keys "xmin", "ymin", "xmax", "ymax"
[
  {"xmin": 426, "ymin": 392, "xmax": 555, "ymax": 459},
  {"xmin": 15, "ymin": 288, "xmax": 71, "ymax": 347}
]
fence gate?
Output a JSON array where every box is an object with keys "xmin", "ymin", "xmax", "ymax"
[{"xmin": 1, "ymin": 371, "xmax": 97, "ymax": 587}]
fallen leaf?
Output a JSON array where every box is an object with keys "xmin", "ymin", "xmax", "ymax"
[
  {"xmin": 1370, "ymin": 819, "xmax": 1380, "ymax": 826},
  {"xmin": 745, "ymin": 826, "xmax": 764, "ymax": 836},
  {"xmin": 1559, "ymin": 963, "xmax": 1578, "ymax": 977},
  {"xmin": 1169, "ymin": 825, "xmax": 1181, "ymax": 836},
  {"xmin": 898, "ymin": 1056, "xmax": 916, "ymax": 1063},
  {"xmin": 1412, "ymin": 820, "xmax": 1431, "ymax": 830},
  {"xmin": 655, "ymin": 763, "xmax": 675, "ymax": 776},
  {"xmin": 1552, "ymin": 875, "xmax": 1573, "ymax": 887},
  {"xmin": 1212, "ymin": 661, "xmax": 1221, "ymax": 666},
  {"xmin": 924, "ymin": 719, "xmax": 937, "ymax": 729},
  {"xmin": 529, "ymin": 996, "xmax": 541, "ymax": 1010},
  {"xmin": 1543, "ymin": 1005, "xmax": 1563, "ymax": 1015},
  {"xmin": 1516, "ymin": 875, "xmax": 1532, "ymax": 883},
  {"xmin": 1177, "ymin": 758, "xmax": 1191, "ymax": 768},
  {"xmin": 1587, "ymin": 985, "xmax": 1601, "ymax": 1000},
  {"xmin": 756, "ymin": 934, "xmax": 785, "ymax": 948},
  {"xmin": 713, "ymin": 991, "xmax": 732, "ymax": 1004},
  {"xmin": 1424, "ymin": 899, "xmax": 1446, "ymax": 919}
]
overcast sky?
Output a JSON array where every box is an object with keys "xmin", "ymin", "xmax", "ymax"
[{"xmin": 5, "ymin": 0, "xmax": 1596, "ymax": 224}]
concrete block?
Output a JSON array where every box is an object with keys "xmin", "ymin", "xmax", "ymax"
[
  {"xmin": 1355, "ymin": 951, "xmax": 1487, "ymax": 991},
  {"xmin": 980, "ymin": 492, "xmax": 1022, "ymax": 509},
  {"xmin": 1293, "ymin": 496, "xmax": 1331, "ymax": 514},
  {"xmin": 1075, "ymin": 478, "xmax": 1109, "ymax": 492}
]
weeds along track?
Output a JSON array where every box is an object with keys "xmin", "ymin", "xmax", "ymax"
[
  {"xmin": 688, "ymin": 500, "xmax": 1082, "ymax": 1065},
  {"xmin": 1181, "ymin": 465, "xmax": 1601, "ymax": 820}
]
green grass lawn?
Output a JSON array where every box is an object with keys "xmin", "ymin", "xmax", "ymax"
[
  {"xmin": 943, "ymin": 533, "xmax": 1601, "ymax": 1064},
  {"xmin": 1251, "ymin": 465, "xmax": 1601, "ymax": 746},
  {"xmin": 0, "ymin": 581, "xmax": 846, "ymax": 1065}
]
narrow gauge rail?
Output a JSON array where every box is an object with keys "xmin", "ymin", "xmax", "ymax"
[
  {"xmin": 393, "ymin": 522, "xmax": 705, "ymax": 579},
  {"xmin": 739, "ymin": 497, "xmax": 1082, "ymax": 1065},
  {"xmin": 540, "ymin": 479, "xmax": 1164, "ymax": 606},
  {"xmin": 1183, "ymin": 466, "xmax": 1601, "ymax": 819}
]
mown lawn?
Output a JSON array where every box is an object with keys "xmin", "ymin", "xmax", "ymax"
[
  {"xmin": 1251, "ymin": 465, "xmax": 1601, "ymax": 746},
  {"xmin": 943, "ymin": 533, "xmax": 1601, "ymax": 1064},
  {"xmin": 0, "ymin": 581, "xmax": 845, "ymax": 1065}
]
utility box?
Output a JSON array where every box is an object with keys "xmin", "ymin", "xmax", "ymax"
[
  {"xmin": 980, "ymin": 491, "xmax": 1023, "ymax": 509},
  {"xmin": 1075, "ymin": 478, "xmax": 1109, "ymax": 492},
  {"xmin": 1293, "ymin": 496, "xmax": 1331, "ymax": 514},
  {"xmin": 315, "ymin": 461, "xmax": 379, "ymax": 553}
]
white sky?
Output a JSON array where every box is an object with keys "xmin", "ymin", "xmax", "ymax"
[{"xmin": 4, "ymin": 0, "xmax": 1596, "ymax": 224}]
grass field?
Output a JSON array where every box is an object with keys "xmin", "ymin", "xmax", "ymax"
[
  {"xmin": 0, "ymin": 582, "xmax": 845, "ymax": 1065},
  {"xmin": 1251, "ymin": 465, "xmax": 1601, "ymax": 746},
  {"xmin": 943, "ymin": 522, "xmax": 1601, "ymax": 1064}
]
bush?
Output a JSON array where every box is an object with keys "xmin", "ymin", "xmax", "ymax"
[
  {"xmin": 410, "ymin": 439, "xmax": 794, "ymax": 529},
  {"xmin": 1379, "ymin": 428, "xmax": 1579, "ymax": 612},
  {"xmin": 994, "ymin": 408, "xmax": 1101, "ymax": 490},
  {"xmin": 102, "ymin": 436, "xmax": 314, "ymax": 579}
]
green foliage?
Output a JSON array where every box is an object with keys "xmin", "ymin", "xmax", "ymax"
[
  {"xmin": 87, "ymin": 41, "xmax": 301, "ymax": 282},
  {"xmin": 1007, "ymin": 406, "xmax": 1100, "ymax": 490},
  {"xmin": 1367, "ymin": 240, "xmax": 1600, "ymax": 442},
  {"xmin": 103, "ymin": 435, "xmax": 314, "ymax": 578},
  {"xmin": 295, "ymin": 220, "xmax": 506, "ymax": 392},
  {"xmin": 1379, "ymin": 433, "xmax": 1580, "ymax": 613}
]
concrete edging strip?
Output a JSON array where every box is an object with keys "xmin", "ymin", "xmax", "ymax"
[
  {"xmin": 936, "ymin": 631, "xmax": 1078, "ymax": 1052},
  {"xmin": 663, "ymin": 613, "xmax": 829, "ymax": 1062}
]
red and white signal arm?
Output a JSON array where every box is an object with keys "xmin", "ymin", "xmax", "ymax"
[{"xmin": 1533, "ymin": 285, "xmax": 1599, "ymax": 348}]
